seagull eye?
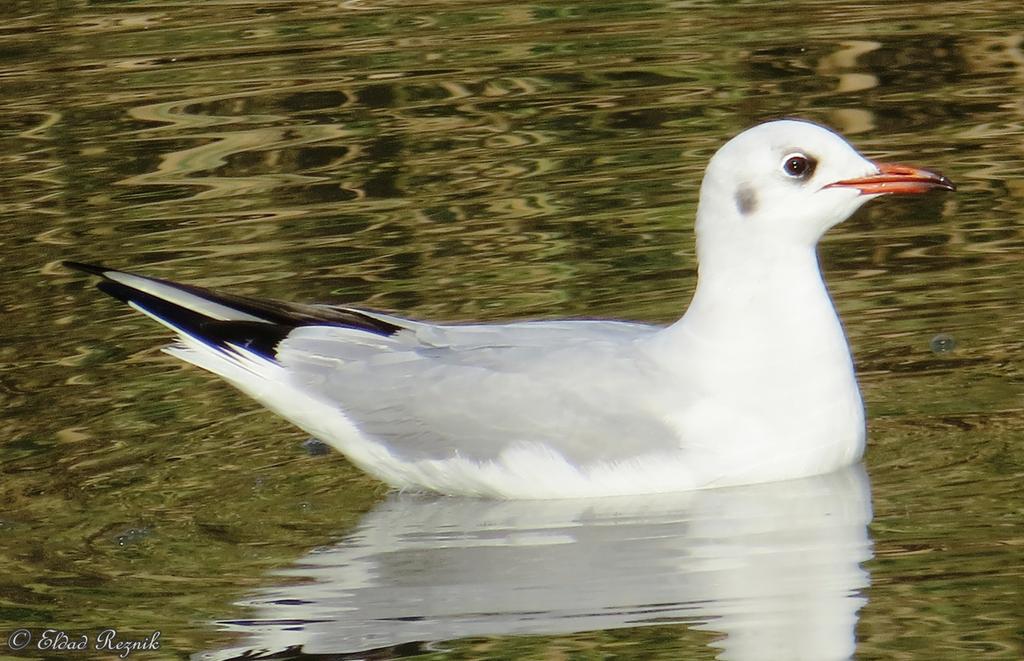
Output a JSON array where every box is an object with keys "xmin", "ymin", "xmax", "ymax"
[{"xmin": 782, "ymin": 153, "xmax": 816, "ymax": 179}]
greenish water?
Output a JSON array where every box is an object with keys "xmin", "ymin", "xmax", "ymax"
[{"xmin": 2, "ymin": 0, "xmax": 1022, "ymax": 659}]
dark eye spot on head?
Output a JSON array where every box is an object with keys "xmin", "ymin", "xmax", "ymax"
[
  {"xmin": 782, "ymin": 152, "xmax": 818, "ymax": 180},
  {"xmin": 735, "ymin": 183, "xmax": 757, "ymax": 215}
]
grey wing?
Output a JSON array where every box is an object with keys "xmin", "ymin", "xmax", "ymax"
[{"xmin": 276, "ymin": 317, "xmax": 679, "ymax": 466}]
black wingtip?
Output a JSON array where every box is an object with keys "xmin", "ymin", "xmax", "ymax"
[
  {"xmin": 97, "ymin": 279, "xmax": 289, "ymax": 359},
  {"xmin": 67, "ymin": 262, "xmax": 403, "ymax": 354},
  {"xmin": 63, "ymin": 261, "xmax": 114, "ymax": 278},
  {"xmin": 96, "ymin": 280, "xmax": 134, "ymax": 305}
]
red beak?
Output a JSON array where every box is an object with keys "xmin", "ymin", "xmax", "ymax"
[{"xmin": 827, "ymin": 162, "xmax": 956, "ymax": 195}]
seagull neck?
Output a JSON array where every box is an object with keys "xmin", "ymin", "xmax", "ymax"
[
  {"xmin": 671, "ymin": 236, "xmax": 839, "ymax": 340},
  {"xmin": 695, "ymin": 235, "xmax": 823, "ymax": 295}
]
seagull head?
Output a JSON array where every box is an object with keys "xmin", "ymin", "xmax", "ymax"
[{"xmin": 695, "ymin": 119, "xmax": 954, "ymax": 251}]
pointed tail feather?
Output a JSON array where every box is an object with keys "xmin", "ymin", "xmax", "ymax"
[{"xmin": 64, "ymin": 261, "xmax": 403, "ymax": 359}]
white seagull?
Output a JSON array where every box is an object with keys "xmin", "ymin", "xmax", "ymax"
[{"xmin": 66, "ymin": 120, "xmax": 954, "ymax": 499}]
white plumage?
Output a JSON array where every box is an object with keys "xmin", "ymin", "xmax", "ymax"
[{"xmin": 67, "ymin": 119, "xmax": 953, "ymax": 498}]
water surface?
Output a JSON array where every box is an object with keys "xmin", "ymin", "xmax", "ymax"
[{"xmin": 1, "ymin": 1, "xmax": 1022, "ymax": 659}]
